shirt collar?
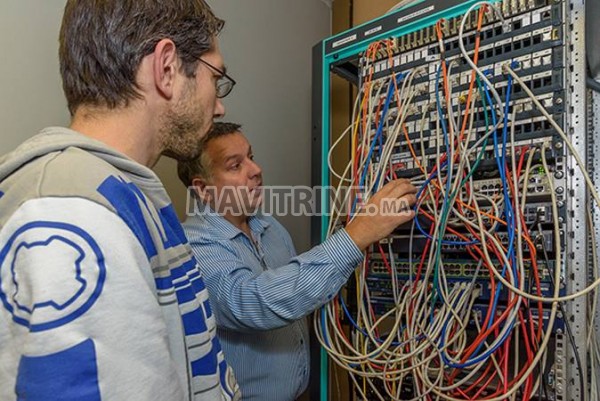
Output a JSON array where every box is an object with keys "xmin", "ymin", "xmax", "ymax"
[{"xmin": 192, "ymin": 202, "xmax": 271, "ymax": 240}]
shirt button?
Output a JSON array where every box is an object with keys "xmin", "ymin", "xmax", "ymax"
[{"xmin": 300, "ymin": 339, "xmax": 304, "ymax": 345}]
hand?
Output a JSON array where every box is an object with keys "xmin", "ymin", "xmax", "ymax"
[{"xmin": 345, "ymin": 179, "xmax": 418, "ymax": 251}]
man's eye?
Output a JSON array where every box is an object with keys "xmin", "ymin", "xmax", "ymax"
[
  {"xmin": 249, "ymin": 154, "xmax": 255, "ymax": 161},
  {"xmin": 229, "ymin": 164, "xmax": 240, "ymax": 170}
]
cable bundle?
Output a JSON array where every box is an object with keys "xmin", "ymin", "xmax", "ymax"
[{"xmin": 316, "ymin": 2, "xmax": 600, "ymax": 400}]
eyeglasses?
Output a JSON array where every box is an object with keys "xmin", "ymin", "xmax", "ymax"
[{"xmin": 198, "ymin": 58, "xmax": 236, "ymax": 98}]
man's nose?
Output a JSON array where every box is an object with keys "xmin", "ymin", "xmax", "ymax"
[{"xmin": 214, "ymin": 98, "xmax": 225, "ymax": 118}]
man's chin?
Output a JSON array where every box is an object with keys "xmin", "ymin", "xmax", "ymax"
[{"xmin": 162, "ymin": 145, "xmax": 202, "ymax": 162}]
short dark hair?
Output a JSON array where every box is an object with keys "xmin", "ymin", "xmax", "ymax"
[
  {"xmin": 59, "ymin": 0, "xmax": 224, "ymax": 115},
  {"xmin": 177, "ymin": 122, "xmax": 242, "ymax": 188}
]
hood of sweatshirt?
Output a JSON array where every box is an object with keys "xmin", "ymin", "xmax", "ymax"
[{"xmin": 0, "ymin": 127, "xmax": 159, "ymax": 185}]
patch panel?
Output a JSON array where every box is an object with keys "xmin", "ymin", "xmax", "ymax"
[
  {"xmin": 369, "ymin": 256, "xmax": 557, "ymax": 280},
  {"xmin": 379, "ymin": 229, "xmax": 557, "ymax": 254},
  {"xmin": 470, "ymin": 304, "xmax": 565, "ymax": 332}
]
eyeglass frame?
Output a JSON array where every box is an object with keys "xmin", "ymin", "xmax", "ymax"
[{"xmin": 197, "ymin": 58, "xmax": 236, "ymax": 98}]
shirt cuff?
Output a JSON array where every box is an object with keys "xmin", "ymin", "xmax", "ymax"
[{"xmin": 320, "ymin": 228, "xmax": 364, "ymax": 277}]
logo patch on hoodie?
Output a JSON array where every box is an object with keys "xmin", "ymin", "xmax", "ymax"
[{"xmin": 0, "ymin": 221, "xmax": 106, "ymax": 331}]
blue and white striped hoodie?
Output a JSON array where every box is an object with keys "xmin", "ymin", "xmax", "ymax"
[{"xmin": 0, "ymin": 127, "xmax": 240, "ymax": 401}]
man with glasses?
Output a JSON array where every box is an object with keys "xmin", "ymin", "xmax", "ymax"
[{"xmin": 0, "ymin": 1, "xmax": 240, "ymax": 400}]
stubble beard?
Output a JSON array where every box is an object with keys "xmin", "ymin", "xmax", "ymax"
[{"xmin": 159, "ymin": 82, "xmax": 210, "ymax": 162}]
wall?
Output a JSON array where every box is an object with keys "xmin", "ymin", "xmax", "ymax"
[
  {"xmin": 0, "ymin": 1, "xmax": 330, "ymax": 252},
  {"xmin": 0, "ymin": 1, "xmax": 70, "ymax": 154}
]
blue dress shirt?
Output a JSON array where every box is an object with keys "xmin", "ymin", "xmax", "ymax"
[{"xmin": 183, "ymin": 207, "xmax": 363, "ymax": 401}]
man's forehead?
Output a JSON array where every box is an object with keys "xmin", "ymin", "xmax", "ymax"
[{"xmin": 210, "ymin": 133, "xmax": 249, "ymax": 161}]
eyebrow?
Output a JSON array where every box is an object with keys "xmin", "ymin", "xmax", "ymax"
[
  {"xmin": 221, "ymin": 147, "xmax": 251, "ymax": 164},
  {"xmin": 223, "ymin": 154, "xmax": 242, "ymax": 164}
]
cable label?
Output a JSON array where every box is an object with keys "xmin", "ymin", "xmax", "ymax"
[
  {"xmin": 332, "ymin": 34, "xmax": 357, "ymax": 49},
  {"xmin": 365, "ymin": 26, "xmax": 383, "ymax": 37},
  {"xmin": 397, "ymin": 5, "xmax": 435, "ymax": 24}
]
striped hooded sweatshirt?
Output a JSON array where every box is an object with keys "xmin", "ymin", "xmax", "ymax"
[{"xmin": 0, "ymin": 127, "xmax": 240, "ymax": 401}]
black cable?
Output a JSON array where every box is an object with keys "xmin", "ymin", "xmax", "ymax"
[
  {"xmin": 524, "ymin": 228, "xmax": 546, "ymax": 401},
  {"xmin": 526, "ymin": 215, "xmax": 551, "ymax": 400},
  {"xmin": 537, "ymin": 221, "xmax": 586, "ymax": 400},
  {"xmin": 587, "ymin": 76, "xmax": 600, "ymax": 93}
]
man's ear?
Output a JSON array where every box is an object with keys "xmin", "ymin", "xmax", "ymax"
[
  {"xmin": 191, "ymin": 177, "xmax": 211, "ymax": 203},
  {"xmin": 152, "ymin": 38, "xmax": 180, "ymax": 100}
]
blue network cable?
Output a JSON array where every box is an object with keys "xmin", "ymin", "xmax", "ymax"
[
  {"xmin": 358, "ymin": 72, "xmax": 405, "ymax": 191},
  {"xmin": 413, "ymin": 170, "xmax": 479, "ymax": 246},
  {"xmin": 338, "ymin": 293, "xmax": 406, "ymax": 347},
  {"xmin": 351, "ymin": 73, "xmax": 405, "ymax": 216},
  {"xmin": 488, "ymin": 72, "xmax": 517, "ymax": 313},
  {"xmin": 373, "ymin": 74, "xmax": 403, "ymax": 190},
  {"xmin": 446, "ymin": 74, "xmax": 519, "ymax": 367}
]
